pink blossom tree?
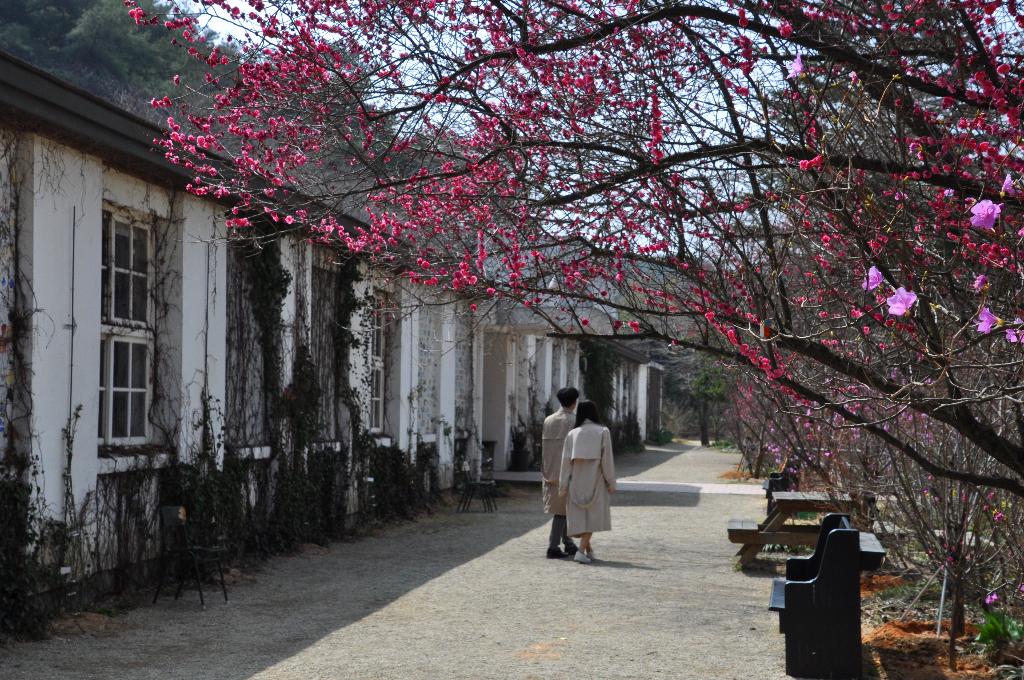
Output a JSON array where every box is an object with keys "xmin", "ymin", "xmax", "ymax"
[{"xmin": 130, "ymin": 0, "xmax": 1024, "ymax": 495}]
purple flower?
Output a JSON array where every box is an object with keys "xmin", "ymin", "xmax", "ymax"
[
  {"xmin": 886, "ymin": 287, "xmax": 918, "ymax": 316},
  {"xmin": 985, "ymin": 592, "xmax": 1000, "ymax": 606},
  {"xmin": 943, "ymin": 188, "xmax": 955, "ymax": 197},
  {"xmin": 977, "ymin": 307, "xmax": 999, "ymax": 334},
  {"xmin": 970, "ymin": 199, "xmax": 1003, "ymax": 230},
  {"xmin": 862, "ymin": 266, "xmax": 883, "ymax": 291},
  {"xmin": 1004, "ymin": 174, "xmax": 1015, "ymax": 195},
  {"xmin": 973, "ymin": 274, "xmax": 988, "ymax": 292},
  {"xmin": 786, "ymin": 53, "xmax": 804, "ymax": 79},
  {"xmin": 1007, "ymin": 318, "xmax": 1024, "ymax": 343}
]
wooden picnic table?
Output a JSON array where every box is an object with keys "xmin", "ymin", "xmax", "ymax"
[{"xmin": 728, "ymin": 491, "xmax": 856, "ymax": 566}]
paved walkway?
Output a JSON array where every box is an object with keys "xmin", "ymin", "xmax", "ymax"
[{"xmin": 1, "ymin": 443, "xmax": 787, "ymax": 679}]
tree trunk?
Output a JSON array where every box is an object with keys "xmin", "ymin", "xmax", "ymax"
[{"xmin": 948, "ymin": 571, "xmax": 965, "ymax": 671}]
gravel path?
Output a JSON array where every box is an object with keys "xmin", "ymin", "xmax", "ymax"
[{"xmin": 1, "ymin": 444, "xmax": 787, "ymax": 679}]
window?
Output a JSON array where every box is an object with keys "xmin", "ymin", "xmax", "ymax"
[
  {"xmin": 101, "ymin": 211, "xmax": 149, "ymax": 324},
  {"xmin": 367, "ymin": 292, "xmax": 393, "ymax": 433},
  {"xmin": 99, "ymin": 209, "xmax": 152, "ymax": 445},
  {"xmin": 98, "ymin": 338, "xmax": 148, "ymax": 440}
]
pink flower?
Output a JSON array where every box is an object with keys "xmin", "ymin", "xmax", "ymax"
[
  {"xmin": 886, "ymin": 288, "xmax": 917, "ymax": 316},
  {"xmin": 985, "ymin": 592, "xmax": 1000, "ymax": 606},
  {"xmin": 862, "ymin": 266, "xmax": 883, "ymax": 291},
  {"xmin": 977, "ymin": 307, "xmax": 999, "ymax": 334},
  {"xmin": 1003, "ymin": 174, "xmax": 1015, "ymax": 195},
  {"xmin": 943, "ymin": 188, "xmax": 955, "ymax": 197},
  {"xmin": 973, "ymin": 274, "xmax": 988, "ymax": 292},
  {"xmin": 970, "ymin": 199, "xmax": 1002, "ymax": 230},
  {"xmin": 786, "ymin": 53, "xmax": 804, "ymax": 79}
]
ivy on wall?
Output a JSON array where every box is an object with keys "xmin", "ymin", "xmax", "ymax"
[
  {"xmin": 0, "ymin": 479, "xmax": 43, "ymax": 639},
  {"xmin": 581, "ymin": 339, "xmax": 618, "ymax": 422},
  {"xmin": 0, "ymin": 206, "xmax": 444, "ymax": 636},
  {"xmin": 581, "ymin": 340, "xmax": 643, "ymax": 453},
  {"xmin": 162, "ymin": 234, "xmax": 440, "ymax": 559}
]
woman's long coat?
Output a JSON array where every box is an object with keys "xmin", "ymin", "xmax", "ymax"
[{"xmin": 558, "ymin": 421, "xmax": 616, "ymax": 535}]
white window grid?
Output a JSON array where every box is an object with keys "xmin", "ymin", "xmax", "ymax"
[
  {"xmin": 367, "ymin": 292, "xmax": 394, "ymax": 433},
  {"xmin": 99, "ymin": 208, "xmax": 153, "ymax": 446}
]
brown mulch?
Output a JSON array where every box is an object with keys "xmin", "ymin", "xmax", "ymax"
[
  {"xmin": 49, "ymin": 612, "xmax": 128, "ymax": 637},
  {"xmin": 719, "ymin": 468, "xmax": 754, "ymax": 481},
  {"xmin": 862, "ymin": 574, "xmax": 908, "ymax": 597},
  {"xmin": 863, "ymin": 620, "xmax": 991, "ymax": 679},
  {"xmin": 222, "ymin": 566, "xmax": 257, "ymax": 586}
]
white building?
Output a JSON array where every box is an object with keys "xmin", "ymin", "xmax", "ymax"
[{"xmin": 0, "ymin": 51, "xmax": 662, "ymax": 601}]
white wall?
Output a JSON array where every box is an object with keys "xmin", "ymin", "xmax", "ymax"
[
  {"xmin": 175, "ymin": 194, "xmax": 227, "ymax": 461},
  {"xmin": 18, "ymin": 136, "xmax": 104, "ymax": 516},
  {"xmin": 10, "ymin": 135, "xmax": 231, "ymax": 521}
]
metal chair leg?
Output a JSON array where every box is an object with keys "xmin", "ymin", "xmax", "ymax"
[
  {"xmin": 152, "ymin": 554, "xmax": 166, "ymax": 604},
  {"xmin": 192, "ymin": 555, "xmax": 205, "ymax": 609},
  {"xmin": 217, "ymin": 560, "xmax": 228, "ymax": 603},
  {"xmin": 459, "ymin": 485, "xmax": 475, "ymax": 513}
]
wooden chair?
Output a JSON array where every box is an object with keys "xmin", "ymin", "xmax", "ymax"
[{"xmin": 152, "ymin": 506, "xmax": 228, "ymax": 608}]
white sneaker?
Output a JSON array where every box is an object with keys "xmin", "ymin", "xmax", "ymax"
[{"xmin": 574, "ymin": 550, "xmax": 592, "ymax": 564}]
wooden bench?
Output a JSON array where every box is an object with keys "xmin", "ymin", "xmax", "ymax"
[
  {"xmin": 727, "ymin": 518, "xmax": 821, "ymax": 546},
  {"xmin": 768, "ymin": 513, "xmax": 886, "ymax": 679},
  {"xmin": 728, "ymin": 491, "xmax": 857, "ymax": 565}
]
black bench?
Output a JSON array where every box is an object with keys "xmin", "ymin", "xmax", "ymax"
[{"xmin": 768, "ymin": 513, "xmax": 885, "ymax": 679}]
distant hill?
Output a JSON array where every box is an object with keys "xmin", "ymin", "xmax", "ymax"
[{"xmin": 0, "ymin": 0, "xmax": 224, "ymax": 123}]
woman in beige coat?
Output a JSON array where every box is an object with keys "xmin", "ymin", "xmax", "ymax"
[{"xmin": 558, "ymin": 400, "xmax": 616, "ymax": 564}]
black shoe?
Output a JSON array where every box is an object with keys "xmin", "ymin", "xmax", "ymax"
[
  {"xmin": 563, "ymin": 544, "xmax": 578, "ymax": 556},
  {"xmin": 546, "ymin": 547, "xmax": 568, "ymax": 559}
]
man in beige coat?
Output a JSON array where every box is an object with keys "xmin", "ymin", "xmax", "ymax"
[{"xmin": 542, "ymin": 387, "xmax": 580, "ymax": 558}]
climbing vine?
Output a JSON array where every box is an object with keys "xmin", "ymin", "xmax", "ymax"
[
  {"xmin": 581, "ymin": 340, "xmax": 619, "ymax": 422},
  {"xmin": 0, "ymin": 200, "xmax": 444, "ymax": 636},
  {"xmin": 581, "ymin": 340, "xmax": 643, "ymax": 453},
  {"xmin": 162, "ymin": 233, "xmax": 441, "ymax": 562}
]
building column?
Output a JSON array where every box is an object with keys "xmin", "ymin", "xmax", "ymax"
[
  {"xmin": 348, "ymin": 271, "xmax": 372, "ymax": 431},
  {"xmin": 438, "ymin": 302, "xmax": 456, "ymax": 485},
  {"xmin": 472, "ymin": 325, "xmax": 484, "ymax": 472},
  {"xmin": 396, "ymin": 288, "xmax": 420, "ymax": 453},
  {"xmin": 499, "ymin": 334, "xmax": 516, "ymax": 470},
  {"xmin": 538, "ymin": 337, "xmax": 553, "ymax": 410},
  {"xmin": 557, "ymin": 340, "xmax": 568, "ymax": 388},
  {"xmin": 637, "ymin": 364, "xmax": 649, "ymax": 442}
]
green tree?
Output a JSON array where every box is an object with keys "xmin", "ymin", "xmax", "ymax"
[{"xmin": 0, "ymin": 0, "xmax": 224, "ymax": 119}]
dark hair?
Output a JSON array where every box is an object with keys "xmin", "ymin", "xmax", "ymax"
[
  {"xmin": 573, "ymin": 400, "xmax": 600, "ymax": 428},
  {"xmin": 556, "ymin": 387, "xmax": 580, "ymax": 408}
]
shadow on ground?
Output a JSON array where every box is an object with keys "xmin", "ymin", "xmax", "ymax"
[{"xmin": 2, "ymin": 498, "xmax": 551, "ymax": 680}]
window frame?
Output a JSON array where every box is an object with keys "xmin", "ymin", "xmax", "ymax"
[
  {"xmin": 98, "ymin": 207, "xmax": 154, "ymax": 447},
  {"xmin": 366, "ymin": 291, "xmax": 394, "ymax": 434}
]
